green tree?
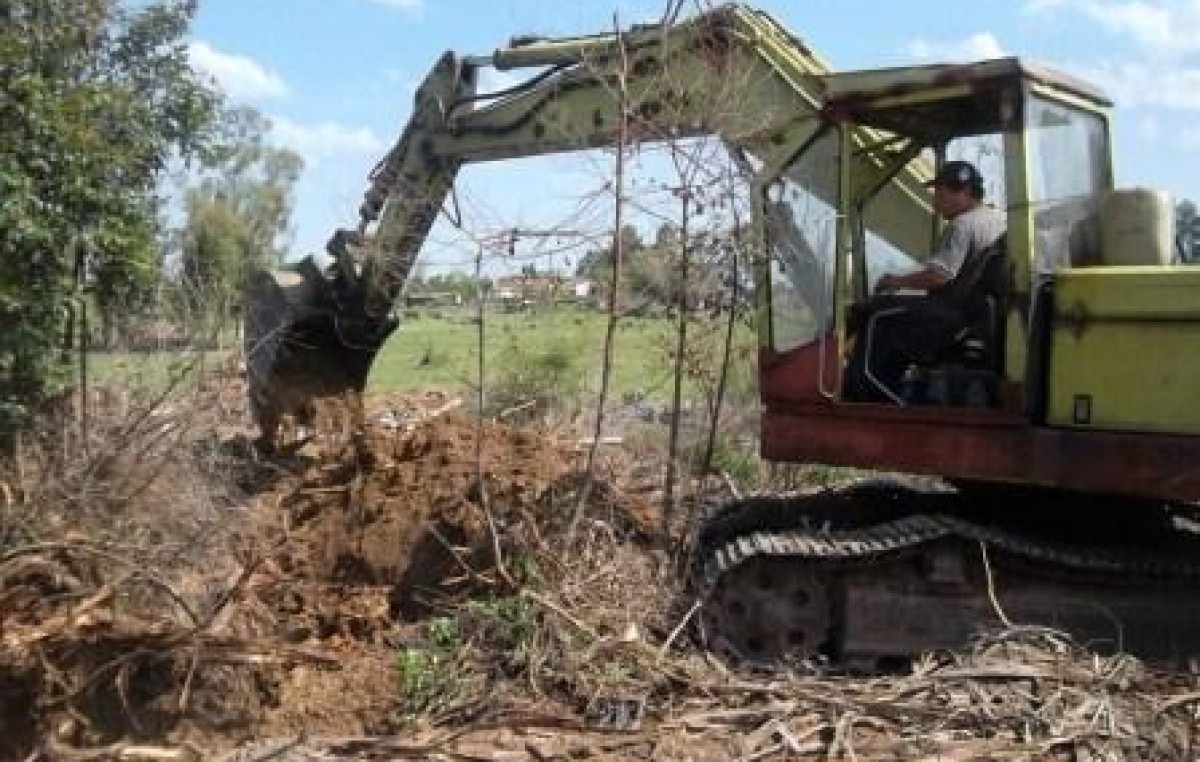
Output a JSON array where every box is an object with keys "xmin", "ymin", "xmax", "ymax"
[
  {"xmin": 0, "ymin": 0, "xmax": 219, "ymax": 437},
  {"xmin": 575, "ymin": 222, "xmax": 731, "ymax": 309},
  {"xmin": 178, "ymin": 191, "xmax": 251, "ymax": 321},
  {"xmin": 177, "ymin": 107, "xmax": 303, "ymax": 325},
  {"xmin": 574, "ymin": 224, "xmax": 645, "ymax": 303}
]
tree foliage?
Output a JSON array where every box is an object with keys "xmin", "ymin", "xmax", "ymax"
[
  {"xmin": 0, "ymin": 0, "xmax": 219, "ymax": 436},
  {"xmin": 177, "ymin": 107, "xmax": 303, "ymax": 321},
  {"xmin": 573, "ymin": 222, "xmax": 736, "ymax": 310}
]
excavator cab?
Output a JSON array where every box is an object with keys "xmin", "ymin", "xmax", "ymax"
[
  {"xmin": 756, "ymin": 58, "xmax": 1200, "ymax": 503},
  {"xmin": 708, "ymin": 61, "xmax": 1200, "ymax": 665}
]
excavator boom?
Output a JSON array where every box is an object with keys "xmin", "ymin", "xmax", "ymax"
[{"xmin": 244, "ymin": 5, "xmax": 935, "ymax": 452}]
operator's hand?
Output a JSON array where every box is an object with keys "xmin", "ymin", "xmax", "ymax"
[{"xmin": 874, "ymin": 273, "xmax": 899, "ymax": 294}]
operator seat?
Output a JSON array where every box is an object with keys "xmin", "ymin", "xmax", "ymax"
[
  {"xmin": 851, "ymin": 234, "xmax": 1011, "ymax": 404},
  {"xmin": 933, "ymin": 233, "xmax": 1012, "ymax": 372}
]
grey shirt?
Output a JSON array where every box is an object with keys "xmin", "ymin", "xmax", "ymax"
[{"xmin": 929, "ymin": 204, "xmax": 1007, "ymax": 277}]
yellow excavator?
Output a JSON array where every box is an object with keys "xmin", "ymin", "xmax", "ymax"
[{"xmin": 245, "ymin": 5, "xmax": 1200, "ymax": 666}]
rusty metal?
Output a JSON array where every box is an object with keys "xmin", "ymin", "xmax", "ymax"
[
  {"xmin": 759, "ymin": 340, "xmax": 1200, "ymax": 504},
  {"xmin": 697, "ymin": 483, "xmax": 1200, "ymax": 665}
]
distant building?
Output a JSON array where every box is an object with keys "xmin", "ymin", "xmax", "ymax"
[
  {"xmin": 491, "ymin": 274, "xmax": 555, "ymax": 307},
  {"xmin": 404, "ymin": 291, "xmax": 462, "ymax": 308},
  {"xmin": 489, "ymin": 274, "xmax": 596, "ymax": 309},
  {"xmin": 571, "ymin": 280, "xmax": 594, "ymax": 300}
]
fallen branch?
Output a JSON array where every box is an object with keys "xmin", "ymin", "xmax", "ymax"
[
  {"xmin": 523, "ymin": 589, "xmax": 599, "ymax": 640},
  {"xmin": 1, "ymin": 541, "xmax": 200, "ymax": 626},
  {"xmin": 47, "ymin": 740, "xmax": 201, "ymax": 761},
  {"xmin": 1158, "ymin": 690, "xmax": 1200, "ymax": 713},
  {"xmin": 657, "ymin": 598, "xmax": 700, "ymax": 660}
]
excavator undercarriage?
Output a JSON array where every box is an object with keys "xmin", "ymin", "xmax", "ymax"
[{"xmin": 697, "ymin": 482, "xmax": 1200, "ymax": 667}]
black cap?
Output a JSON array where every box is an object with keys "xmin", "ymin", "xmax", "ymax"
[{"xmin": 926, "ymin": 160, "xmax": 984, "ymax": 196}]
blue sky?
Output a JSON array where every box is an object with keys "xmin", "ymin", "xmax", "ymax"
[{"xmin": 186, "ymin": 0, "xmax": 1200, "ymax": 269}]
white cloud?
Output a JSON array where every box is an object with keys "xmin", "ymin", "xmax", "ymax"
[
  {"xmin": 270, "ymin": 117, "xmax": 387, "ymax": 162},
  {"xmin": 1017, "ymin": 1, "xmax": 1200, "ymax": 112},
  {"xmin": 1023, "ymin": 0, "xmax": 1200, "ymax": 56},
  {"xmin": 188, "ymin": 41, "xmax": 290, "ymax": 100},
  {"xmin": 1075, "ymin": 61, "xmax": 1200, "ymax": 111},
  {"xmin": 906, "ymin": 32, "xmax": 1007, "ymax": 62},
  {"xmin": 1095, "ymin": 2, "xmax": 1178, "ymax": 49}
]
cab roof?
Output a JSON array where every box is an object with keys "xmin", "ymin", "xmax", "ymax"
[
  {"xmin": 824, "ymin": 57, "xmax": 1110, "ymax": 107},
  {"xmin": 821, "ymin": 57, "xmax": 1111, "ymax": 139}
]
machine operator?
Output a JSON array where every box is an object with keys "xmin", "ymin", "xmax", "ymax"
[{"xmin": 846, "ymin": 160, "xmax": 1007, "ymax": 402}]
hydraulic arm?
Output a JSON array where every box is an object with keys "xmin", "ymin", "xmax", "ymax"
[{"xmin": 244, "ymin": 5, "xmax": 936, "ymax": 450}]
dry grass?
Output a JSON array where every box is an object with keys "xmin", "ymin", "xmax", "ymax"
[
  {"xmin": 216, "ymin": 498, "xmax": 1200, "ymax": 761},
  {"xmin": 2, "ymin": 368, "xmax": 250, "ymax": 610},
  {"xmin": 0, "ymin": 363, "xmax": 283, "ymax": 759},
  {"xmin": 3, "ymin": 372, "xmax": 1199, "ymax": 762}
]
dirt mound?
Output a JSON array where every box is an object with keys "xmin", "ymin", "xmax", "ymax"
[
  {"xmin": 276, "ymin": 405, "xmax": 576, "ymax": 615},
  {"xmin": 224, "ymin": 396, "xmax": 678, "ymax": 745}
]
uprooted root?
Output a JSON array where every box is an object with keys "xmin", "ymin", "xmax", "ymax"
[{"xmin": 0, "ymin": 369, "xmax": 280, "ymax": 760}]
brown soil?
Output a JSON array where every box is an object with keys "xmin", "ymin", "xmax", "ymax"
[
  {"xmin": 219, "ymin": 392, "xmax": 673, "ymax": 753},
  {"xmin": 280, "ymin": 407, "xmax": 572, "ymax": 609},
  {"xmin": 2, "ymin": 380, "xmax": 1198, "ymax": 761}
]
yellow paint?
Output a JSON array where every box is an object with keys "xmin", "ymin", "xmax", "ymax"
[{"xmin": 1048, "ymin": 267, "xmax": 1200, "ymax": 434}]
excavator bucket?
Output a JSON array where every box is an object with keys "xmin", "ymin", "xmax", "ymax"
[{"xmin": 243, "ymin": 251, "xmax": 397, "ymax": 452}]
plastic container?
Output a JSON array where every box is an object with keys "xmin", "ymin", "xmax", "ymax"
[{"xmin": 1100, "ymin": 188, "xmax": 1175, "ymax": 266}]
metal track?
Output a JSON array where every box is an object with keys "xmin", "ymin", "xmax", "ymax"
[
  {"xmin": 694, "ymin": 486, "xmax": 1200, "ymax": 663},
  {"xmin": 700, "ymin": 510, "xmax": 1200, "ymax": 591}
]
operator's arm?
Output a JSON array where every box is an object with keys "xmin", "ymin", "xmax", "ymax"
[
  {"xmin": 875, "ymin": 265, "xmax": 951, "ymax": 293},
  {"xmin": 875, "ymin": 216, "xmax": 970, "ymax": 294}
]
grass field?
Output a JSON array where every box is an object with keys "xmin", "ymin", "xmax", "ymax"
[
  {"xmin": 86, "ymin": 306, "xmax": 760, "ymax": 407},
  {"xmin": 87, "ymin": 346, "xmax": 226, "ymax": 391},
  {"xmin": 81, "ymin": 307, "xmax": 856, "ymax": 490},
  {"xmin": 371, "ymin": 306, "xmax": 757, "ymax": 403}
]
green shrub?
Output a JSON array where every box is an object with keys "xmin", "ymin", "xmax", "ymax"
[
  {"xmin": 465, "ymin": 595, "xmax": 538, "ymax": 656},
  {"xmin": 395, "ymin": 616, "xmax": 464, "ymax": 715},
  {"xmin": 395, "ymin": 647, "xmax": 458, "ymax": 715},
  {"xmin": 505, "ymin": 550, "xmax": 542, "ymax": 586},
  {"xmin": 487, "ymin": 338, "xmax": 585, "ymax": 421},
  {"xmin": 687, "ymin": 431, "xmax": 765, "ymax": 489}
]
